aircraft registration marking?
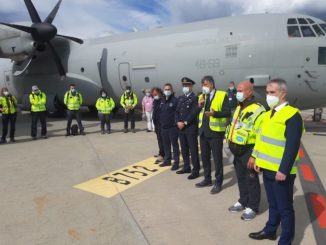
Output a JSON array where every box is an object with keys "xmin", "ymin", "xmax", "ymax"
[{"xmin": 74, "ymin": 157, "xmax": 169, "ymax": 198}]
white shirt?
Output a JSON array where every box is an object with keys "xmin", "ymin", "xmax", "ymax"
[
  {"xmin": 209, "ymin": 89, "xmax": 216, "ymax": 102},
  {"xmin": 274, "ymin": 102, "xmax": 289, "ymax": 112}
]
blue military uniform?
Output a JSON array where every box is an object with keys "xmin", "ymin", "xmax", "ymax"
[
  {"xmin": 175, "ymin": 77, "xmax": 200, "ymax": 179},
  {"xmin": 159, "ymin": 93, "xmax": 179, "ymax": 169}
]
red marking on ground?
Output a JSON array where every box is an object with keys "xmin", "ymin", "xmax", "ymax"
[
  {"xmin": 300, "ymin": 164, "xmax": 316, "ymax": 182},
  {"xmin": 310, "ymin": 194, "xmax": 326, "ymax": 229},
  {"xmin": 299, "ymin": 148, "xmax": 305, "ymax": 159}
]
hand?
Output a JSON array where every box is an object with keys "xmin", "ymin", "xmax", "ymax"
[
  {"xmin": 204, "ymin": 110, "xmax": 215, "ymax": 117},
  {"xmin": 198, "ymin": 99, "xmax": 205, "ymax": 108},
  {"xmin": 275, "ymin": 171, "xmax": 287, "ymax": 181},
  {"xmin": 177, "ymin": 122, "xmax": 185, "ymax": 130},
  {"xmin": 247, "ymin": 157, "xmax": 256, "ymax": 169},
  {"xmin": 254, "ymin": 163, "xmax": 261, "ymax": 173}
]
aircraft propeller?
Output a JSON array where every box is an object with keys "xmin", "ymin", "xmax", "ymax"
[{"xmin": 0, "ymin": 0, "xmax": 84, "ymax": 78}]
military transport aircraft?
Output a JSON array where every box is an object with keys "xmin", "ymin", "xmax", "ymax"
[{"xmin": 0, "ymin": 0, "xmax": 326, "ymax": 116}]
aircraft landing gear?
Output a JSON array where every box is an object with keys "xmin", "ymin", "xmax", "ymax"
[{"xmin": 313, "ymin": 108, "xmax": 323, "ymax": 122}]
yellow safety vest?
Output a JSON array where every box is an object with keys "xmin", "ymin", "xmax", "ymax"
[
  {"xmin": 198, "ymin": 91, "xmax": 228, "ymax": 132},
  {"xmin": 64, "ymin": 91, "xmax": 83, "ymax": 111},
  {"xmin": 253, "ymin": 105, "xmax": 304, "ymax": 174},
  {"xmin": 120, "ymin": 92, "xmax": 138, "ymax": 109},
  {"xmin": 0, "ymin": 96, "xmax": 17, "ymax": 114},
  {"xmin": 227, "ymin": 102, "xmax": 265, "ymax": 145},
  {"xmin": 96, "ymin": 97, "xmax": 115, "ymax": 114},
  {"xmin": 29, "ymin": 92, "xmax": 47, "ymax": 112}
]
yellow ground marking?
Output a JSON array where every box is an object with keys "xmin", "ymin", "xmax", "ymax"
[{"xmin": 74, "ymin": 157, "xmax": 169, "ymax": 198}]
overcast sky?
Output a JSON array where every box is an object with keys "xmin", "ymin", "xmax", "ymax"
[{"xmin": 0, "ymin": 0, "xmax": 325, "ymax": 38}]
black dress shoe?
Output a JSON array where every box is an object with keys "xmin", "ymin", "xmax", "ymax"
[
  {"xmin": 187, "ymin": 173, "xmax": 199, "ymax": 180},
  {"xmin": 249, "ymin": 230, "xmax": 277, "ymax": 240},
  {"xmin": 195, "ymin": 179, "xmax": 213, "ymax": 188},
  {"xmin": 159, "ymin": 162, "xmax": 171, "ymax": 167},
  {"xmin": 171, "ymin": 164, "xmax": 179, "ymax": 171},
  {"xmin": 154, "ymin": 159, "xmax": 162, "ymax": 164},
  {"xmin": 210, "ymin": 184, "xmax": 222, "ymax": 194},
  {"xmin": 176, "ymin": 169, "xmax": 191, "ymax": 174}
]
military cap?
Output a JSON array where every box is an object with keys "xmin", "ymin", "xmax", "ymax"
[{"xmin": 181, "ymin": 77, "xmax": 195, "ymax": 85}]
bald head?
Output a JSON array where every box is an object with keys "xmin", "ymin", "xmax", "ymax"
[{"xmin": 237, "ymin": 80, "xmax": 254, "ymax": 101}]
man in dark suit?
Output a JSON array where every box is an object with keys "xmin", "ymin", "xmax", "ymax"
[
  {"xmin": 196, "ymin": 76, "xmax": 231, "ymax": 194},
  {"xmin": 175, "ymin": 77, "xmax": 200, "ymax": 179},
  {"xmin": 248, "ymin": 79, "xmax": 304, "ymax": 244}
]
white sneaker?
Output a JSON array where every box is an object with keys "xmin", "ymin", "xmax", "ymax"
[
  {"xmin": 241, "ymin": 208, "xmax": 256, "ymax": 221},
  {"xmin": 228, "ymin": 202, "xmax": 245, "ymax": 212}
]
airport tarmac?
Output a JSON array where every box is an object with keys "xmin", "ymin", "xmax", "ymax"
[{"xmin": 0, "ymin": 110, "xmax": 325, "ymax": 245}]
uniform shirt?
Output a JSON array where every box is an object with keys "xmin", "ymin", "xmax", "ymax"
[
  {"xmin": 142, "ymin": 95, "xmax": 154, "ymax": 112},
  {"xmin": 175, "ymin": 92, "xmax": 198, "ymax": 127},
  {"xmin": 159, "ymin": 95, "xmax": 178, "ymax": 129}
]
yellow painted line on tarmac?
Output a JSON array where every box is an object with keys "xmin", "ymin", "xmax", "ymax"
[{"xmin": 74, "ymin": 157, "xmax": 169, "ymax": 198}]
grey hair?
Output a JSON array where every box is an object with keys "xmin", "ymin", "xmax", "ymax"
[{"xmin": 267, "ymin": 78, "xmax": 288, "ymax": 93}]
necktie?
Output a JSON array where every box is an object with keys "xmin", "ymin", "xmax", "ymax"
[
  {"xmin": 270, "ymin": 109, "xmax": 276, "ymax": 118},
  {"xmin": 205, "ymin": 93, "xmax": 211, "ymax": 111}
]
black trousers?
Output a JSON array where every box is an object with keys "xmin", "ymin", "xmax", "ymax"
[
  {"xmin": 154, "ymin": 125, "xmax": 164, "ymax": 157},
  {"xmin": 200, "ymin": 134, "xmax": 224, "ymax": 185},
  {"xmin": 31, "ymin": 111, "xmax": 47, "ymax": 137},
  {"xmin": 179, "ymin": 124, "xmax": 200, "ymax": 174},
  {"xmin": 161, "ymin": 127, "xmax": 179, "ymax": 164},
  {"xmin": 233, "ymin": 147, "xmax": 260, "ymax": 212},
  {"xmin": 124, "ymin": 110, "xmax": 135, "ymax": 129},
  {"xmin": 66, "ymin": 110, "xmax": 84, "ymax": 133},
  {"xmin": 98, "ymin": 113, "xmax": 111, "ymax": 132},
  {"xmin": 1, "ymin": 113, "xmax": 17, "ymax": 140}
]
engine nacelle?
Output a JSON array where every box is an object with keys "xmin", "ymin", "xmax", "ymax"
[{"xmin": 0, "ymin": 37, "xmax": 34, "ymax": 61}]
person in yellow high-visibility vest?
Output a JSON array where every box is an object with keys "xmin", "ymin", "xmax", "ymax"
[
  {"xmin": 29, "ymin": 85, "xmax": 47, "ymax": 140},
  {"xmin": 64, "ymin": 84, "xmax": 85, "ymax": 136},
  {"xmin": 195, "ymin": 76, "xmax": 231, "ymax": 194},
  {"xmin": 120, "ymin": 86, "xmax": 138, "ymax": 133},
  {"xmin": 95, "ymin": 89, "xmax": 115, "ymax": 134},
  {"xmin": 226, "ymin": 81, "xmax": 265, "ymax": 221},
  {"xmin": 248, "ymin": 79, "xmax": 304, "ymax": 244},
  {"xmin": 0, "ymin": 87, "xmax": 18, "ymax": 143}
]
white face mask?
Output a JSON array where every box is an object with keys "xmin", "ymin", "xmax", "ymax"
[
  {"xmin": 202, "ymin": 86, "xmax": 210, "ymax": 95},
  {"xmin": 146, "ymin": 92, "xmax": 151, "ymax": 97},
  {"xmin": 182, "ymin": 87, "xmax": 190, "ymax": 95},
  {"xmin": 101, "ymin": 93, "xmax": 107, "ymax": 98},
  {"xmin": 229, "ymin": 87, "xmax": 235, "ymax": 90},
  {"xmin": 154, "ymin": 95, "xmax": 160, "ymax": 100},
  {"xmin": 70, "ymin": 88, "xmax": 76, "ymax": 93},
  {"xmin": 164, "ymin": 90, "xmax": 172, "ymax": 97},
  {"xmin": 126, "ymin": 90, "xmax": 131, "ymax": 93},
  {"xmin": 236, "ymin": 92, "xmax": 245, "ymax": 102},
  {"xmin": 266, "ymin": 95, "xmax": 280, "ymax": 108},
  {"xmin": 3, "ymin": 91, "xmax": 9, "ymax": 96}
]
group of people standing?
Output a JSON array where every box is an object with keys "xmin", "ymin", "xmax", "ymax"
[{"xmin": 149, "ymin": 76, "xmax": 303, "ymax": 245}]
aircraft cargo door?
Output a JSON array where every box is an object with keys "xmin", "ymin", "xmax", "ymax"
[
  {"xmin": 119, "ymin": 62, "xmax": 132, "ymax": 89},
  {"xmin": 3, "ymin": 71, "xmax": 17, "ymax": 97}
]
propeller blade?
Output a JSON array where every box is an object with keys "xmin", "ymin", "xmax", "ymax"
[
  {"xmin": 24, "ymin": 0, "xmax": 42, "ymax": 23},
  {"xmin": 56, "ymin": 34, "xmax": 84, "ymax": 44},
  {"xmin": 0, "ymin": 23, "xmax": 33, "ymax": 33},
  {"xmin": 47, "ymin": 41, "xmax": 66, "ymax": 78},
  {"xmin": 45, "ymin": 0, "xmax": 62, "ymax": 24}
]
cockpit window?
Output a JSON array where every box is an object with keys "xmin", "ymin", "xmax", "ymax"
[
  {"xmin": 320, "ymin": 24, "xmax": 326, "ymax": 32},
  {"xmin": 318, "ymin": 47, "xmax": 326, "ymax": 65},
  {"xmin": 312, "ymin": 24, "xmax": 325, "ymax": 36},
  {"xmin": 287, "ymin": 18, "xmax": 297, "ymax": 24},
  {"xmin": 288, "ymin": 26, "xmax": 301, "ymax": 37},
  {"xmin": 307, "ymin": 18, "xmax": 315, "ymax": 24},
  {"xmin": 300, "ymin": 26, "xmax": 315, "ymax": 37},
  {"xmin": 298, "ymin": 18, "xmax": 308, "ymax": 24}
]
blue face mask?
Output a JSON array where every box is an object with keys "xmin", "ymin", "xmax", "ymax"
[
  {"xmin": 182, "ymin": 87, "xmax": 190, "ymax": 95},
  {"xmin": 164, "ymin": 90, "xmax": 172, "ymax": 97},
  {"xmin": 236, "ymin": 92, "xmax": 245, "ymax": 102}
]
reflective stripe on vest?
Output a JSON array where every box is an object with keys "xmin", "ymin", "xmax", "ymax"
[
  {"xmin": 198, "ymin": 90, "xmax": 228, "ymax": 132},
  {"xmin": 255, "ymin": 105, "xmax": 303, "ymax": 174}
]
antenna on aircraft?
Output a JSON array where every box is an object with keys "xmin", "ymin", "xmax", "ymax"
[{"xmin": 0, "ymin": 0, "xmax": 84, "ymax": 78}]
